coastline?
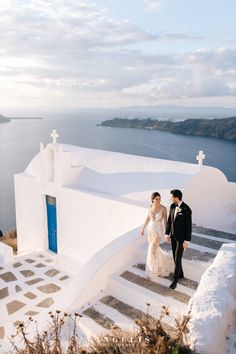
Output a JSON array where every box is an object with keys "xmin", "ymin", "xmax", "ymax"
[{"xmin": 99, "ymin": 117, "xmax": 236, "ymax": 142}]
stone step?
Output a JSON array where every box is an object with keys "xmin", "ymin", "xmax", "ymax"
[
  {"xmin": 160, "ymin": 243, "xmax": 215, "ymax": 262},
  {"xmin": 82, "ymin": 306, "xmax": 118, "ymax": 330},
  {"xmin": 119, "ymin": 270, "xmax": 191, "ymax": 304},
  {"xmin": 95, "ymin": 301, "xmax": 136, "ymax": 331},
  {"xmin": 100, "ymin": 295, "xmax": 150, "ymax": 323},
  {"xmin": 192, "ymin": 232, "xmax": 236, "ymax": 244},
  {"xmin": 126, "ymin": 265, "xmax": 195, "ymax": 296},
  {"xmin": 191, "ymin": 234, "xmax": 224, "ymax": 250},
  {"xmin": 78, "ymin": 312, "xmax": 108, "ymax": 339},
  {"xmin": 100, "ymin": 295, "xmax": 174, "ymax": 335},
  {"xmin": 133, "ymin": 264, "xmax": 198, "ymax": 290},
  {"xmin": 192, "ymin": 225, "xmax": 236, "ymax": 241}
]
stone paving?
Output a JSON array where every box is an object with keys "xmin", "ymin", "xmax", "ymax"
[{"xmin": 0, "ymin": 252, "xmax": 73, "ymax": 342}]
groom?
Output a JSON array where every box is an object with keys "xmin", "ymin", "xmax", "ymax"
[{"xmin": 165, "ymin": 189, "xmax": 192, "ymax": 289}]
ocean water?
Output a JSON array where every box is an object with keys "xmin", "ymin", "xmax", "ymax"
[{"xmin": 0, "ymin": 113, "xmax": 236, "ymax": 232}]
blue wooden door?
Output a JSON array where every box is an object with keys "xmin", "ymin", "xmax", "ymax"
[{"xmin": 46, "ymin": 196, "xmax": 58, "ymax": 253}]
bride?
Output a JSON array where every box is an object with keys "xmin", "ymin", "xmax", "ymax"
[{"xmin": 141, "ymin": 192, "xmax": 170, "ymax": 280}]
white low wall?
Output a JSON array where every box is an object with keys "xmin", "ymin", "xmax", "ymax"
[
  {"xmin": 14, "ymin": 173, "xmax": 46, "ymax": 254},
  {"xmin": 0, "ymin": 242, "xmax": 13, "ymax": 264},
  {"xmin": 68, "ymin": 227, "xmax": 146, "ymax": 310},
  {"xmin": 187, "ymin": 243, "xmax": 236, "ymax": 354}
]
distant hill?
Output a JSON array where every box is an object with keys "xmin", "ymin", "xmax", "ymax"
[
  {"xmin": 10, "ymin": 117, "xmax": 43, "ymax": 120},
  {"xmin": 99, "ymin": 117, "xmax": 236, "ymax": 141},
  {"xmin": 0, "ymin": 114, "xmax": 10, "ymax": 123},
  {"xmin": 0, "ymin": 114, "xmax": 44, "ymax": 122}
]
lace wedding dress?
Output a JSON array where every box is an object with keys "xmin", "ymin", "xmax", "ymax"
[{"xmin": 145, "ymin": 208, "xmax": 171, "ymax": 280}]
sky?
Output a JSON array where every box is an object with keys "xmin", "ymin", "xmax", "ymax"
[{"xmin": 0, "ymin": 0, "xmax": 236, "ymax": 113}]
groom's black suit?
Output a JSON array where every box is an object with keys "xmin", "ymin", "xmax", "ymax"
[{"xmin": 166, "ymin": 201, "xmax": 192, "ymax": 282}]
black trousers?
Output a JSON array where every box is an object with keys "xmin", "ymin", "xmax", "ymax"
[{"xmin": 171, "ymin": 237, "xmax": 184, "ymax": 282}]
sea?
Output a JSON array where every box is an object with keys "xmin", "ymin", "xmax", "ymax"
[{"xmin": 0, "ymin": 112, "xmax": 236, "ymax": 233}]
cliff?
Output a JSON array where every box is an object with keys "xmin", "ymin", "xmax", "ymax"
[{"xmin": 99, "ymin": 117, "xmax": 236, "ymax": 141}]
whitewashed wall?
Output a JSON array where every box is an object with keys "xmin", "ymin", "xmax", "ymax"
[
  {"xmin": 14, "ymin": 173, "xmax": 46, "ymax": 254},
  {"xmin": 188, "ymin": 243, "xmax": 236, "ymax": 354},
  {"xmin": 15, "ymin": 171, "xmax": 147, "ymax": 263},
  {"xmin": 58, "ymin": 187, "xmax": 146, "ymax": 262}
]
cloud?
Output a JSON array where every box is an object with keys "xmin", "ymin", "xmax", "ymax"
[
  {"xmin": 0, "ymin": 0, "xmax": 155, "ymax": 58},
  {"xmin": 143, "ymin": 0, "xmax": 164, "ymax": 12},
  {"xmin": 0, "ymin": 0, "xmax": 235, "ymax": 109},
  {"xmin": 122, "ymin": 49, "xmax": 235, "ymax": 100}
]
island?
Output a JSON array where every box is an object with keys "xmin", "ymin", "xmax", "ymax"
[
  {"xmin": 0, "ymin": 113, "xmax": 44, "ymax": 123},
  {"xmin": 98, "ymin": 116, "xmax": 236, "ymax": 141},
  {"xmin": 0, "ymin": 114, "xmax": 10, "ymax": 123}
]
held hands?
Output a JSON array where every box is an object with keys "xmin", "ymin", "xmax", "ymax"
[{"xmin": 165, "ymin": 235, "xmax": 171, "ymax": 243}]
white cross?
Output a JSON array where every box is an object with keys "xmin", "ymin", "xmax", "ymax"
[
  {"xmin": 50, "ymin": 129, "xmax": 59, "ymax": 144},
  {"xmin": 196, "ymin": 150, "xmax": 205, "ymax": 165}
]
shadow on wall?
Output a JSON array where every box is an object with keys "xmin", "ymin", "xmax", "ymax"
[{"xmin": 69, "ymin": 167, "xmax": 193, "ymax": 196}]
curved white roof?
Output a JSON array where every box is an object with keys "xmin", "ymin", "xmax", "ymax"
[
  {"xmin": 25, "ymin": 151, "xmax": 41, "ymax": 178},
  {"xmin": 24, "ymin": 143, "xmax": 210, "ymax": 203},
  {"xmin": 25, "ymin": 143, "xmax": 203, "ymax": 180}
]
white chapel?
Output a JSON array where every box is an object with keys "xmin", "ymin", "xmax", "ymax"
[{"xmin": 14, "ymin": 130, "xmax": 235, "ymax": 261}]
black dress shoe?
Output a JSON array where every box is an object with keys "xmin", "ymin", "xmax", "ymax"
[{"xmin": 169, "ymin": 281, "xmax": 177, "ymax": 289}]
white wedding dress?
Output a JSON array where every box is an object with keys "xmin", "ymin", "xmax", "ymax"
[{"xmin": 145, "ymin": 208, "xmax": 171, "ymax": 280}]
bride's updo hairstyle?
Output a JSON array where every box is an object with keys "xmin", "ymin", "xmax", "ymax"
[{"xmin": 151, "ymin": 192, "xmax": 161, "ymax": 204}]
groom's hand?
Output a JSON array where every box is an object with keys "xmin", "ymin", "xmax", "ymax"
[
  {"xmin": 183, "ymin": 241, "xmax": 190, "ymax": 249},
  {"xmin": 165, "ymin": 235, "xmax": 171, "ymax": 243}
]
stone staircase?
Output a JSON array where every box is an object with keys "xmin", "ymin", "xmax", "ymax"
[{"xmin": 77, "ymin": 226, "xmax": 236, "ymax": 342}]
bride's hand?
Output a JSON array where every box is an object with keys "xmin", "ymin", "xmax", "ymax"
[
  {"xmin": 141, "ymin": 229, "xmax": 145, "ymax": 236},
  {"xmin": 165, "ymin": 235, "xmax": 171, "ymax": 243}
]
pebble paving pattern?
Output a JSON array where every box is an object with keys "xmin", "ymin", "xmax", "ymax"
[{"xmin": 0, "ymin": 252, "xmax": 72, "ymax": 341}]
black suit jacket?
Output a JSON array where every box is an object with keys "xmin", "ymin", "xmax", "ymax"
[{"xmin": 166, "ymin": 201, "xmax": 192, "ymax": 242}]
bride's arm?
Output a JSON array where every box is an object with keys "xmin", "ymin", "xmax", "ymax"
[
  {"xmin": 162, "ymin": 206, "xmax": 167, "ymax": 230},
  {"xmin": 141, "ymin": 213, "xmax": 150, "ymax": 235}
]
